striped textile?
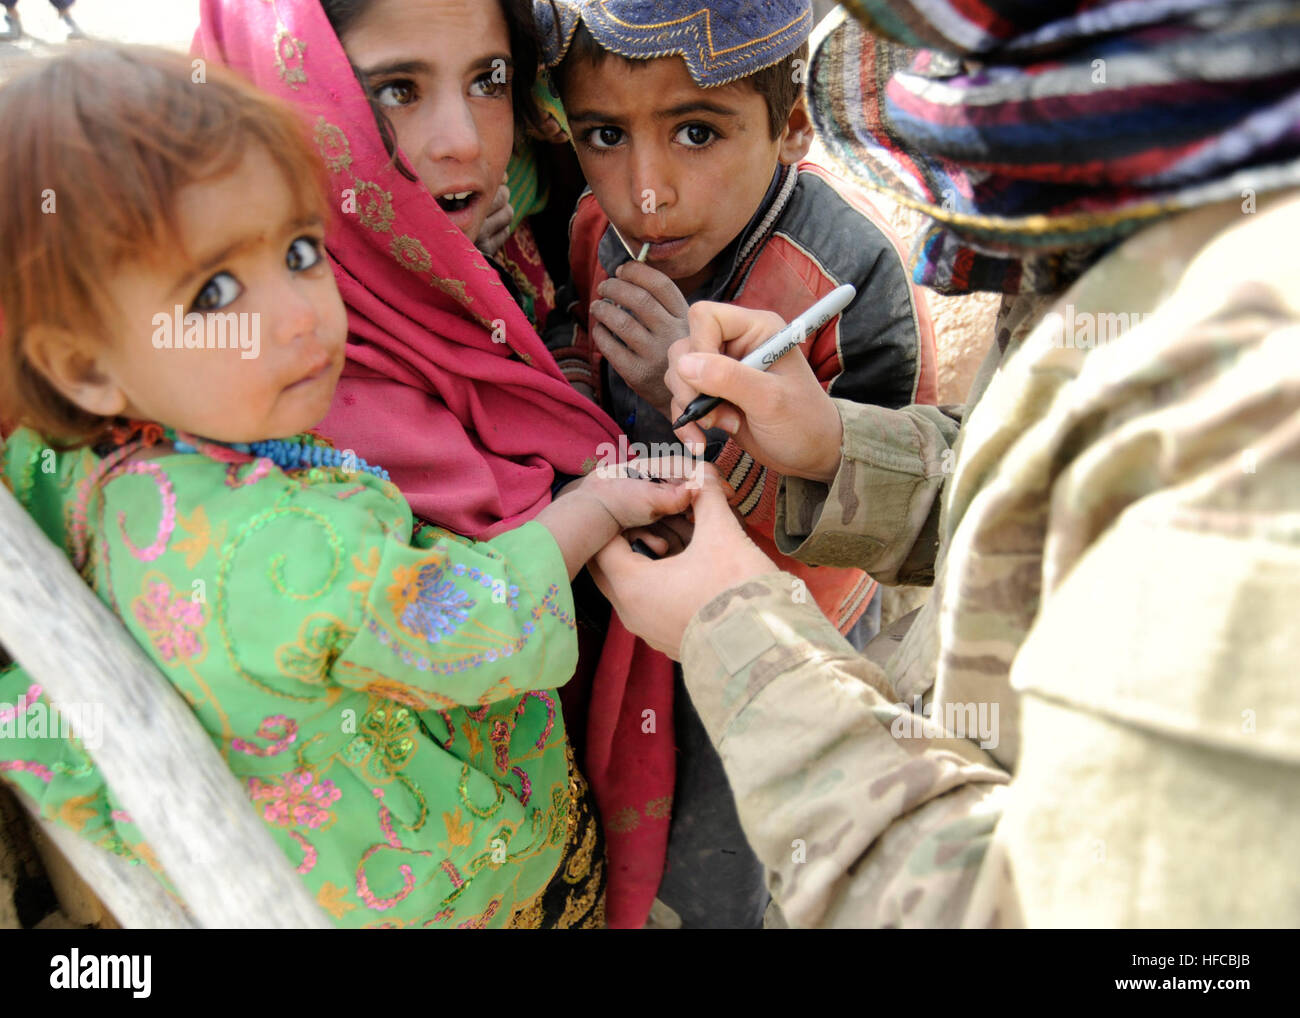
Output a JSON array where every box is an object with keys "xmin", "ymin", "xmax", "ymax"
[
  {"xmin": 810, "ymin": 0, "xmax": 1300, "ymax": 294},
  {"xmin": 503, "ymin": 73, "xmax": 572, "ymax": 233}
]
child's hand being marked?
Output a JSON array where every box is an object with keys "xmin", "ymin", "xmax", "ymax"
[
  {"xmin": 568, "ymin": 463, "xmax": 693, "ymax": 531},
  {"xmin": 590, "ymin": 464, "xmax": 777, "ymax": 659},
  {"xmin": 540, "ymin": 459, "xmax": 696, "ymax": 579},
  {"xmin": 589, "ymin": 262, "xmax": 690, "ymax": 420}
]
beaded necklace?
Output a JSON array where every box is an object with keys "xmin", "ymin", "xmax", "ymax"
[{"xmin": 168, "ymin": 429, "xmax": 391, "ymax": 481}]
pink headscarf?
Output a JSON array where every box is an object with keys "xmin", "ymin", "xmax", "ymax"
[
  {"xmin": 194, "ymin": 0, "xmax": 677, "ymax": 928},
  {"xmin": 193, "ymin": 0, "xmax": 620, "ymax": 538}
]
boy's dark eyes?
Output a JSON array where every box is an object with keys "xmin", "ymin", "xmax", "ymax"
[
  {"xmin": 676, "ymin": 124, "xmax": 717, "ymax": 148},
  {"xmin": 583, "ymin": 124, "xmax": 719, "ymax": 151},
  {"xmin": 191, "ymin": 272, "xmax": 242, "ymax": 313},
  {"xmin": 287, "ymin": 236, "xmax": 324, "ymax": 272}
]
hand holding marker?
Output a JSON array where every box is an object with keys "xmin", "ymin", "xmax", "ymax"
[
  {"xmin": 627, "ymin": 285, "xmax": 857, "ymax": 560},
  {"xmin": 671, "ymin": 284, "xmax": 858, "ymax": 430}
]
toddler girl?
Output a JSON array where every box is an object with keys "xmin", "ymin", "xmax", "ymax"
[{"xmin": 0, "ymin": 45, "xmax": 687, "ymax": 928}]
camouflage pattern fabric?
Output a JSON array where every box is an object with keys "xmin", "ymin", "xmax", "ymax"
[{"xmin": 679, "ymin": 190, "xmax": 1300, "ymax": 927}]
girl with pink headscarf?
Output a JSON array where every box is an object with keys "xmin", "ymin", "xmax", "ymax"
[{"xmin": 195, "ymin": 0, "xmax": 683, "ymax": 928}]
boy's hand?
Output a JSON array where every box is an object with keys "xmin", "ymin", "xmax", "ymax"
[
  {"xmin": 589, "ymin": 262, "xmax": 690, "ymax": 420},
  {"xmin": 476, "ymin": 177, "xmax": 514, "ymax": 259}
]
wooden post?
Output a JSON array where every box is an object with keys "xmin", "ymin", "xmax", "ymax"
[
  {"xmin": 0, "ymin": 483, "xmax": 331, "ymax": 929},
  {"xmin": 26, "ymin": 804, "xmax": 194, "ymax": 929}
]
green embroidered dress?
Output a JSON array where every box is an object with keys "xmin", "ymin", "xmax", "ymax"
[{"xmin": 0, "ymin": 429, "xmax": 579, "ymax": 928}]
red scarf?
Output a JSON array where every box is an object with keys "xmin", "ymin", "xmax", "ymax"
[{"xmin": 194, "ymin": 0, "xmax": 672, "ymax": 927}]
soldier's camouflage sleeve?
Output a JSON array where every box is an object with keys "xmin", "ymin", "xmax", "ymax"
[
  {"xmin": 679, "ymin": 574, "xmax": 1010, "ymax": 928},
  {"xmin": 774, "ymin": 399, "xmax": 964, "ymax": 585}
]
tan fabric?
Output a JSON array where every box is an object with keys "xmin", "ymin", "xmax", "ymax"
[{"xmin": 680, "ymin": 191, "xmax": 1300, "ymax": 927}]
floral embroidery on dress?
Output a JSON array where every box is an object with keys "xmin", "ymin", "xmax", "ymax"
[
  {"xmin": 457, "ymin": 897, "xmax": 501, "ymax": 929},
  {"xmin": 173, "ymin": 505, "xmax": 227, "ymax": 570},
  {"xmin": 388, "ymin": 561, "xmax": 473, "ymax": 644},
  {"xmin": 348, "ymin": 545, "xmax": 380, "ymax": 597},
  {"xmin": 116, "ymin": 462, "xmax": 178, "ymax": 563},
  {"xmin": 247, "ymin": 769, "xmax": 341, "ymax": 875},
  {"xmin": 497, "ymin": 224, "xmax": 558, "ymax": 329},
  {"xmin": 224, "ymin": 459, "xmax": 272, "ymax": 489},
  {"xmin": 516, "ymin": 690, "xmax": 557, "ymax": 749},
  {"xmin": 248, "ymin": 769, "xmax": 341, "ymax": 830},
  {"xmin": 442, "ymin": 806, "xmax": 474, "ymax": 848},
  {"xmin": 451, "ymin": 561, "xmax": 520, "ymax": 609},
  {"xmin": 276, "ymin": 614, "xmax": 354, "ymax": 684},
  {"xmin": 458, "ymin": 763, "xmax": 505, "ymax": 819},
  {"xmin": 353, "ymin": 703, "xmax": 417, "ymax": 781},
  {"xmin": 317, "ymin": 881, "xmax": 356, "ymax": 920},
  {"xmin": 0, "ymin": 424, "xmax": 584, "ymax": 928},
  {"xmin": 131, "ymin": 577, "xmax": 205, "ymax": 663},
  {"xmin": 355, "ymin": 787, "xmax": 432, "ymax": 910},
  {"xmin": 0, "ymin": 684, "xmax": 41, "ymax": 725},
  {"xmin": 0, "ymin": 760, "xmax": 54, "ymax": 783},
  {"xmin": 343, "ymin": 667, "xmax": 452, "ymax": 711},
  {"xmin": 231, "ymin": 715, "xmax": 298, "ymax": 758}
]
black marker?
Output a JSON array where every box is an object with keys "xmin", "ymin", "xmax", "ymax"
[
  {"xmin": 671, "ymin": 284, "xmax": 857, "ymax": 430},
  {"xmin": 630, "ymin": 539, "xmax": 660, "ymax": 560}
]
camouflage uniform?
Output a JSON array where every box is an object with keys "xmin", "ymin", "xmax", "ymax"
[{"xmin": 679, "ymin": 191, "xmax": 1300, "ymax": 927}]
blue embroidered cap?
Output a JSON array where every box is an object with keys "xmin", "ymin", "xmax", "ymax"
[{"xmin": 535, "ymin": 0, "xmax": 813, "ymax": 87}]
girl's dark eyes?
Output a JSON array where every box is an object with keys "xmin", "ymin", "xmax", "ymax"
[
  {"xmin": 374, "ymin": 80, "xmax": 416, "ymax": 107},
  {"xmin": 586, "ymin": 126, "xmax": 624, "ymax": 150},
  {"xmin": 191, "ymin": 272, "xmax": 242, "ymax": 313},
  {"xmin": 287, "ymin": 236, "xmax": 324, "ymax": 272},
  {"xmin": 470, "ymin": 71, "xmax": 511, "ymax": 98}
]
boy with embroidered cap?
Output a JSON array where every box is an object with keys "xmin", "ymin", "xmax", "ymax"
[{"xmin": 536, "ymin": 0, "xmax": 937, "ymax": 928}]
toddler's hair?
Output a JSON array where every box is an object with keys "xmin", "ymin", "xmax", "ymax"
[
  {"xmin": 0, "ymin": 44, "xmax": 330, "ymax": 443},
  {"xmin": 552, "ymin": 21, "xmax": 810, "ymax": 140}
]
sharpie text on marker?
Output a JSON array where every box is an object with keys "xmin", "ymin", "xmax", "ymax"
[{"xmin": 672, "ymin": 284, "xmax": 857, "ymax": 429}]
